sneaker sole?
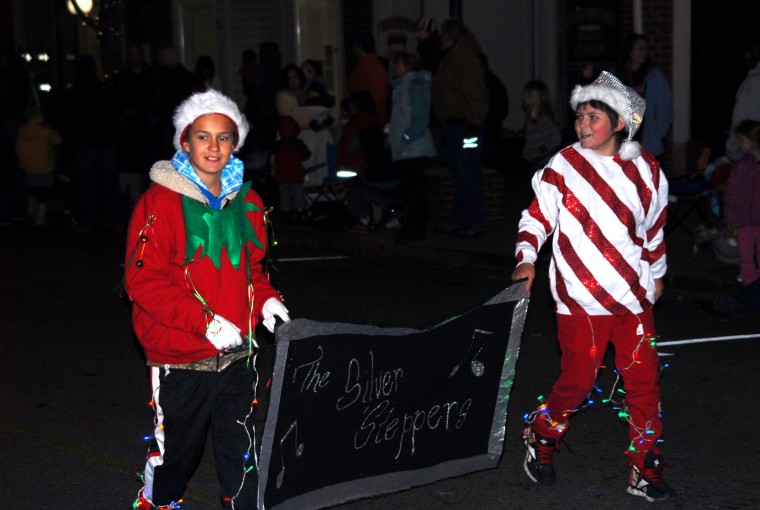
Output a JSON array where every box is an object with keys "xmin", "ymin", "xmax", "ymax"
[
  {"xmin": 627, "ymin": 485, "xmax": 675, "ymax": 503},
  {"xmin": 627, "ymin": 486, "xmax": 654, "ymax": 502},
  {"xmin": 523, "ymin": 453, "xmax": 539, "ymax": 483},
  {"xmin": 523, "ymin": 450, "xmax": 554, "ymax": 485}
]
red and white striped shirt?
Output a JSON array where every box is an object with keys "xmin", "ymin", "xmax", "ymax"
[{"xmin": 515, "ymin": 143, "xmax": 668, "ymax": 316}]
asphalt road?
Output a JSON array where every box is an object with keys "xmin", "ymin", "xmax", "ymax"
[{"xmin": 1, "ymin": 224, "xmax": 759, "ymax": 509}]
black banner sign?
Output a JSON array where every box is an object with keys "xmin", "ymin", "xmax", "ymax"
[{"xmin": 258, "ymin": 284, "xmax": 529, "ymax": 509}]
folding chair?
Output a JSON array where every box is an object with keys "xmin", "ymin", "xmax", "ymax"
[
  {"xmin": 302, "ymin": 143, "xmax": 351, "ymax": 228},
  {"xmin": 665, "ymin": 147, "xmax": 712, "ymax": 238}
]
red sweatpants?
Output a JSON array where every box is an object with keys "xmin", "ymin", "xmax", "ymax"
[{"xmin": 532, "ymin": 310, "xmax": 662, "ymax": 464}]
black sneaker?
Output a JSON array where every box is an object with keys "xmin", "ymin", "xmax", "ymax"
[
  {"xmin": 523, "ymin": 426, "xmax": 557, "ymax": 485},
  {"xmin": 627, "ymin": 451, "xmax": 677, "ymax": 502}
]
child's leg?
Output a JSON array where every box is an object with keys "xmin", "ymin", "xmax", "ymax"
[
  {"xmin": 211, "ymin": 360, "xmax": 259, "ymax": 509},
  {"xmin": 738, "ymin": 227, "xmax": 758, "ymax": 285},
  {"xmin": 610, "ymin": 310, "xmax": 662, "ymax": 466},
  {"xmin": 751, "ymin": 226, "xmax": 760, "ymax": 285},
  {"xmin": 532, "ymin": 313, "xmax": 609, "ymax": 438},
  {"xmin": 142, "ymin": 367, "xmax": 214, "ymax": 507},
  {"xmin": 278, "ymin": 183, "xmax": 293, "ymax": 214}
]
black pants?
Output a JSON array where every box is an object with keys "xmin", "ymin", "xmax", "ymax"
[
  {"xmin": 144, "ymin": 359, "xmax": 259, "ymax": 509},
  {"xmin": 396, "ymin": 157, "xmax": 429, "ymax": 236}
]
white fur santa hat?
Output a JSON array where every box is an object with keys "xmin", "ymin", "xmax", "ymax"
[
  {"xmin": 173, "ymin": 89, "xmax": 250, "ymax": 153},
  {"xmin": 570, "ymin": 71, "xmax": 646, "ymax": 160}
]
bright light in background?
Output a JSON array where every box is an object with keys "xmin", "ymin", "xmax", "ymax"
[
  {"xmin": 39, "ymin": 83, "xmax": 52, "ymax": 93},
  {"xmin": 21, "ymin": 53, "xmax": 32, "ymax": 62},
  {"xmin": 37, "ymin": 53, "xmax": 49, "ymax": 62},
  {"xmin": 336, "ymin": 170, "xmax": 358, "ymax": 178},
  {"xmin": 67, "ymin": 0, "xmax": 93, "ymax": 15}
]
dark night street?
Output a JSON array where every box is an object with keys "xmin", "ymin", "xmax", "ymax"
[{"xmin": 1, "ymin": 170, "xmax": 759, "ymax": 508}]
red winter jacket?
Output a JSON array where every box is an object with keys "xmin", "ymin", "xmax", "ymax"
[
  {"xmin": 124, "ymin": 161, "xmax": 280, "ymax": 364},
  {"xmin": 273, "ymin": 116, "xmax": 310, "ymax": 184}
]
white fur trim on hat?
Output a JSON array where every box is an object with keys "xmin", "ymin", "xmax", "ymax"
[
  {"xmin": 570, "ymin": 84, "xmax": 629, "ymax": 126},
  {"xmin": 619, "ymin": 140, "xmax": 642, "ymax": 161},
  {"xmin": 570, "ymin": 71, "xmax": 646, "ymax": 161},
  {"xmin": 173, "ymin": 89, "xmax": 249, "ymax": 152}
]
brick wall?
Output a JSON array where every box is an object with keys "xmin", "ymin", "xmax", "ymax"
[{"xmin": 426, "ymin": 167, "xmax": 505, "ymax": 226}]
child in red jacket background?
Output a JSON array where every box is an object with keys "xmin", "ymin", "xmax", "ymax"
[
  {"xmin": 273, "ymin": 115, "xmax": 310, "ymax": 222},
  {"xmin": 723, "ymin": 119, "xmax": 760, "ymax": 286}
]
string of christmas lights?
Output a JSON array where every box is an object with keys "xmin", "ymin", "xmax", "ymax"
[{"xmin": 522, "ymin": 316, "xmax": 671, "ymax": 457}]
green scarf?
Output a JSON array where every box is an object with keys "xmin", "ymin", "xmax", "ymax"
[{"xmin": 182, "ymin": 182, "xmax": 263, "ymax": 270}]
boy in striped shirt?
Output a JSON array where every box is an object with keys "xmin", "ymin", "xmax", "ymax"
[{"xmin": 512, "ymin": 71, "xmax": 674, "ymax": 502}]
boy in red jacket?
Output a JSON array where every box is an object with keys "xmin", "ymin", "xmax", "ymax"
[{"xmin": 125, "ymin": 89, "xmax": 290, "ymax": 509}]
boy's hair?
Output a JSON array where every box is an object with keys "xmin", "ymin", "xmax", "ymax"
[
  {"xmin": 735, "ymin": 119, "xmax": 760, "ymax": 148},
  {"xmin": 570, "ymin": 71, "xmax": 645, "ymax": 160},
  {"xmin": 173, "ymin": 89, "xmax": 248, "ymax": 152}
]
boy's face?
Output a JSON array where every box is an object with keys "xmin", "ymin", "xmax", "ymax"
[
  {"xmin": 575, "ymin": 104, "xmax": 626, "ymax": 156},
  {"xmin": 181, "ymin": 113, "xmax": 236, "ymax": 186}
]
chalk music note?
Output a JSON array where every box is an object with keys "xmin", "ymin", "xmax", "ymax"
[
  {"xmin": 449, "ymin": 328, "xmax": 493, "ymax": 378},
  {"xmin": 276, "ymin": 420, "xmax": 304, "ymax": 489}
]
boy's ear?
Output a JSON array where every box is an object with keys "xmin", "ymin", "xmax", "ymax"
[{"xmin": 615, "ymin": 117, "xmax": 626, "ymax": 133}]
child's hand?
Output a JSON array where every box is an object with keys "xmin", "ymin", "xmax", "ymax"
[
  {"xmin": 654, "ymin": 278, "xmax": 664, "ymax": 302},
  {"xmin": 205, "ymin": 315, "xmax": 243, "ymax": 350},
  {"xmin": 512, "ymin": 263, "xmax": 535, "ymax": 291},
  {"xmin": 262, "ymin": 298, "xmax": 291, "ymax": 334}
]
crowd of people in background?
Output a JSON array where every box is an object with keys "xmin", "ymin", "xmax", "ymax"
[
  {"xmin": 1, "ymin": 19, "xmax": 758, "ymax": 253},
  {"xmin": 3, "ymin": 11, "xmax": 760, "ymax": 509}
]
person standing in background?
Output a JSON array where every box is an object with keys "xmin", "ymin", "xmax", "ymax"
[
  {"xmin": 431, "ymin": 18, "xmax": 489, "ymax": 238},
  {"xmin": 618, "ymin": 33, "xmax": 673, "ymax": 159},
  {"xmin": 60, "ymin": 54, "xmax": 122, "ymax": 233},
  {"xmin": 0, "ymin": 47, "xmax": 35, "ymax": 226},
  {"xmin": 520, "ymin": 80, "xmax": 562, "ymax": 171},
  {"xmin": 16, "ymin": 108, "xmax": 62, "ymax": 226},
  {"xmin": 347, "ymin": 32, "xmax": 389, "ymax": 122},
  {"xmin": 194, "ymin": 55, "xmax": 222, "ymax": 92},
  {"xmin": 725, "ymin": 36, "xmax": 760, "ymax": 162},
  {"xmin": 723, "ymin": 120, "xmax": 760, "ymax": 285},
  {"xmin": 413, "ymin": 16, "xmax": 443, "ymax": 76},
  {"xmin": 239, "ymin": 48, "xmax": 259, "ymax": 113},
  {"xmin": 273, "ymin": 115, "xmax": 310, "ymax": 222},
  {"xmin": 114, "ymin": 42, "xmax": 159, "ymax": 215},
  {"xmin": 387, "ymin": 51, "xmax": 437, "ymax": 243}
]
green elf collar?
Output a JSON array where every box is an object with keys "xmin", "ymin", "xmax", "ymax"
[{"xmin": 182, "ymin": 181, "xmax": 263, "ymax": 270}]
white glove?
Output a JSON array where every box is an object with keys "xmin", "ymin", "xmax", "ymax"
[
  {"xmin": 262, "ymin": 298, "xmax": 291, "ymax": 333},
  {"xmin": 205, "ymin": 315, "xmax": 243, "ymax": 350}
]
